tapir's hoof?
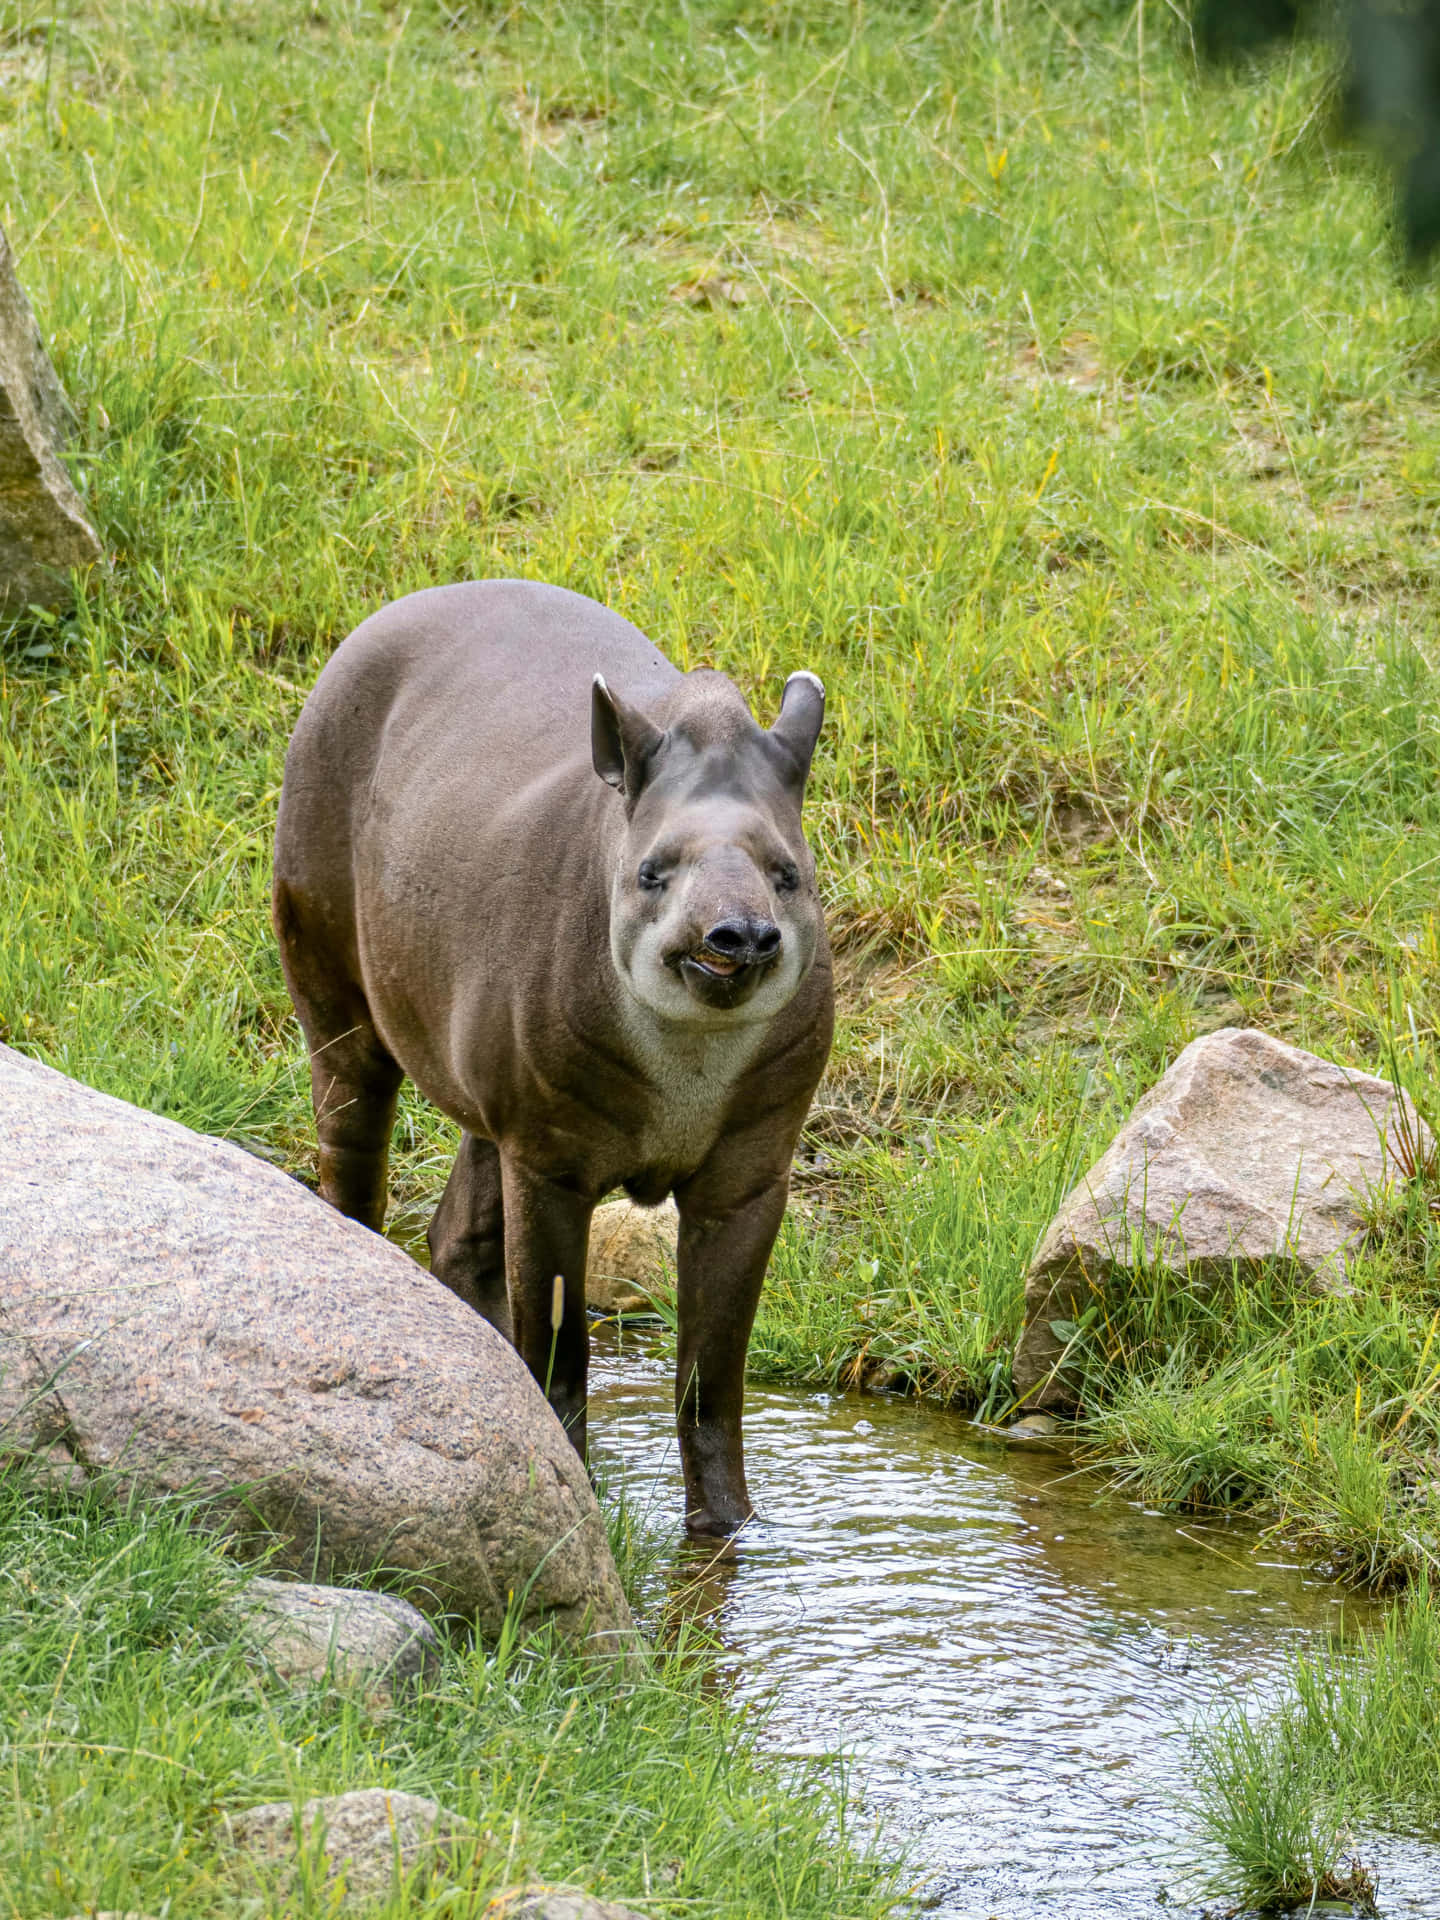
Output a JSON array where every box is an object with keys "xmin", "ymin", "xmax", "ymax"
[{"xmin": 684, "ymin": 1506, "xmax": 756, "ymax": 1541}]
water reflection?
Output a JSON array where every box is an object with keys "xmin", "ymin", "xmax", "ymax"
[{"xmin": 589, "ymin": 1329, "xmax": 1440, "ymax": 1920}]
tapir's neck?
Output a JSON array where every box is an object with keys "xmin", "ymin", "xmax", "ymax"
[
  {"xmin": 611, "ymin": 987, "xmax": 767, "ymax": 1186},
  {"xmin": 617, "ymin": 991, "xmax": 769, "ymax": 1075}
]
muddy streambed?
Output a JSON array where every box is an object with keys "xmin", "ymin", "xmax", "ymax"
[{"xmin": 588, "ymin": 1328, "xmax": 1440, "ymax": 1919}]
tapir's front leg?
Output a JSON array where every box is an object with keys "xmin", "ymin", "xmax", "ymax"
[
  {"xmin": 672, "ymin": 1165, "xmax": 790, "ymax": 1538},
  {"xmin": 499, "ymin": 1155, "xmax": 594, "ymax": 1458}
]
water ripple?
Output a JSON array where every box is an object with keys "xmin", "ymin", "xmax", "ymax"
[{"xmin": 590, "ymin": 1336, "xmax": 1440, "ymax": 1919}]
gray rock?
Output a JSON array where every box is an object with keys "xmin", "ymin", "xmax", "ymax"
[
  {"xmin": 1015, "ymin": 1028, "xmax": 1430, "ymax": 1410},
  {"xmin": 225, "ymin": 1787, "xmax": 473, "ymax": 1900},
  {"xmin": 243, "ymin": 1576, "xmax": 442, "ymax": 1705},
  {"xmin": 0, "ymin": 1043, "xmax": 632, "ymax": 1646},
  {"xmin": 495, "ymin": 1890, "xmax": 650, "ymax": 1920},
  {"xmin": 586, "ymin": 1196, "xmax": 677, "ymax": 1315},
  {"xmin": 0, "ymin": 224, "xmax": 103, "ymax": 615}
]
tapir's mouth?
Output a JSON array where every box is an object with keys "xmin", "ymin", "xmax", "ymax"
[
  {"xmin": 671, "ymin": 942, "xmax": 777, "ymax": 1006},
  {"xmin": 691, "ymin": 947, "xmax": 743, "ymax": 979}
]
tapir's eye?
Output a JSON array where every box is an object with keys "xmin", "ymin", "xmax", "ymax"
[
  {"xmin": 774, "ymin": 862, "xmax": 800, "ymax": 894},
  {"xmin": 637, "ymin": 859, "xmax": 666, "ymax": 893}
]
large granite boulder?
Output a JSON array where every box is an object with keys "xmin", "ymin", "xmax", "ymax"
[
  {"xmin": 0, "ymin": 226, "xmax": 102, "ymax": 615},
  {"xmin": 1015, "ymin": 1028, "xmax": 1430, "ymax": 1409},
  {"xmin": 0, "ymin": 1044, "xmax": 631, "ymax": 1645}
]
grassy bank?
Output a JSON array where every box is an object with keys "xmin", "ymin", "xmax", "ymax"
[
  {"xmin": 1191, "ymin": 1572, "xmax": 1440, "ymax": 1913},
  {"xmin": 6, "ymin": 0, "xmax": 1440, "ymax": 1194},
  {"xmin": 4, "ymin": 0, "xmax": 1440, "ymax": 1906},
  {"xmin": 0, "ymin": 1468, "xmax": 899, "ymax": 1917}
]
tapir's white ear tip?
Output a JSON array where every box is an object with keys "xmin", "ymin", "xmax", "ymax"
[{"xmin": 787, "ymin": 670, "xmax": 825, "ymax": 700}]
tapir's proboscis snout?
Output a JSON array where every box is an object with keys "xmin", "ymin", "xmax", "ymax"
[
  {"xmin": 697, "ymin": 914, "xmax": 782, "ymax": 971},
  {"xmin": 274, "ymin": 580, "xmax": 834, "ymax": 1541},
  {"xmin": 675, "ymin": 904, "xmax": 785, "ymax": 1010}
]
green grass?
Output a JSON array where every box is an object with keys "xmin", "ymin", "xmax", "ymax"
[
  {"xmin": 6, "ymin": 0, "xmax": 1440, "ymax": 1158},
  {"xmin": 1079, "ymin": 1298, "xmax": 1440, "ymax": 1584},
  {"xmin": 750, "ymin": 1059, "xmax": 1105, "ymax": 1411},
  {"xmin": 0, "ymin": 1468, "xmax": 900, "ymax": 1917},
  {"xmin": 5, "ymin": 1, "xmax": 1440, "ymax": 1906}
]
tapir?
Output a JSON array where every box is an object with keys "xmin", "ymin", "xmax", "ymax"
[{"xmin": 273, "ymin": 579, "xmax": 833, "ymax": 1537}]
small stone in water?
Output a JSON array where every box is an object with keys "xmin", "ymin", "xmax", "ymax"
[{"xmin": 1009, "ymin": 1413, "xmax": 1064, "ymax": 1437}]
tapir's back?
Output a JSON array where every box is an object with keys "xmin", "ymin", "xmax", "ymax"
[
  {"xmin": 277, "ymin": 579, "xmax": 678, "ymax": 923},
  {"xmin": 292, "ymin": 579, "xmax": 678, "ymax": 798}
]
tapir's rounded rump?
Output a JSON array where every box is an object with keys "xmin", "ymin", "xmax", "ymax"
[{"xmin": 0, "ymin": 1041, "xmax": 633, "ymax": 1645}]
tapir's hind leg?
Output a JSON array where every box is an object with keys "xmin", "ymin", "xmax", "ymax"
[
  {"xmin": 308, "ymin": 1028, "xmax": 402, "ymax": 1233},
  {"xmin": 428, "ymin": 1133, "xmax": 511, "ymax": 1340},
  {"xmin": 274, "ymin": 879, "xmax": 402, "ymax": 1233}
]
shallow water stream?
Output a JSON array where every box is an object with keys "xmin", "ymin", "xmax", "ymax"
[{"xmin": 588, "ymin": 1329, "xmax": 1440, "ymax": 1920}]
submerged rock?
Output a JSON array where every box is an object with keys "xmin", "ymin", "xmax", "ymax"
[
  {"xmin": 0, "ymin": 225, "xmax": 103, "ymax": 614},
  {"xmin": 585, "ymin": 1196, "xmax": 677, "ymax": 1315},
  {"xmin": 225, "ymin": 1788, "xmax": 473, "ymax": 1899},
  {"xmin": 1015, "ymin": 1028, "xmax": 1430, "ymax": 1410},
  {"xmin": 242, "ymin": 1576, "xmax": 442, "ymax": 1705},
  {"xmin": 1007, "ymin": 1413, "xmax": 1065, "ymax": 1439},
  {"xmin": 0, "ymin": 1043, "xmax": 632, "ymax": 1646}
]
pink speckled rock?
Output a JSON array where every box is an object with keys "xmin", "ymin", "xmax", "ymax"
[
  {"xmin": 0, "ymin": 1044, "xmax": 630, "ymax": 1645},
  {"xmin": 1015, "ymin": 1029, "xmax": 1431, "ymax": 1410}
]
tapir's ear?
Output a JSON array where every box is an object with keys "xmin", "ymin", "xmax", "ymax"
[
  {"xmin": 768, "ymin": 671, "xmax": 825, "ymax": 788},
  {"xmin": 592, "ymin": 675, "xmax": 665, "ymax": 797}
]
